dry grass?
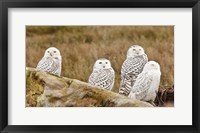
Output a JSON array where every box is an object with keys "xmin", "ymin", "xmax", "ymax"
[{"xmin": 26, "ymin": 26, "xmax": 174, "ymax": 93}]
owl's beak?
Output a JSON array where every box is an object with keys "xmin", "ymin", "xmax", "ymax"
[
  {"xmin": 103, "ymin": 65, "xmax": 105, "ymax": 68},
  {"xmin": 50, "ymin": 53, "xmax": 53, "ymax": 56}
]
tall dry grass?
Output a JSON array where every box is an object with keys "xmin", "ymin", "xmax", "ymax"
[{"xmin": 26, "ymin": 26, "xmax": 174, "ymax": 92}]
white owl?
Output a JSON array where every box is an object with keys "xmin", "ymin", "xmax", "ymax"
[
  {"xmin": 36, "ymin": 47, "xmax": 62, "ymax": 76},
  {"xmin": 119, "ymin": 45, "xmax": 148, "ymax": 96},
  {"xmin": 88, "ymin": 58, "xmax": 115, "ymax": 91},
  {"xmin": 128, "ymin": 61, "xmax": 161, "ymax": 102}
]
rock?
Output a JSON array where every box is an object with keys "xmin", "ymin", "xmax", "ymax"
[{"xmin": 26, "ymin": 67, "xmax": 153, "ymax": 107}]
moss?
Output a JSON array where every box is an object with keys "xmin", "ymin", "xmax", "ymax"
[{"xmin": 26, "ymin": 68, "xmax": 45, "ymax": 107}]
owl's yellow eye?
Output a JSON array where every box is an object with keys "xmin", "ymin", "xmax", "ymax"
[
  {"xmin": 47, "ymin": 51, "xmax": 49, "ymax": 53},
  {"xmin": 106, "ymin": 62, "xmax": 108, "ymax": 64},
  {"xmin": 133, "ymin": 49, "xmax": 136, "ymax": 51},
  {"xmin": 54, "ymin": 51, "xmax": 56, "ymax": 53},
  {"xmin": 139, "ymin": 49, "xmax": 141, "ymax": 51},
  {"xmin": 99, "ymin": 62, "xmax": 102, "ymax": 64}
]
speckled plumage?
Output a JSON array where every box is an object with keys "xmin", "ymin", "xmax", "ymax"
[
  {"xmin": 36, "ymin": 47, "xmax": 62, "ymax": 76},
  {"xmin": 89, "ymin": 59, "xmax": 115, "ymax": 91},
  {"xmin": 119, "ymin": 45, "xmax": 148, "ymax": 96}
]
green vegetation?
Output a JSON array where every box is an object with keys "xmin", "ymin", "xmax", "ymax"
[{"xmin": 26, "ymin": 26, "xmax": 174, "ymax": 93}]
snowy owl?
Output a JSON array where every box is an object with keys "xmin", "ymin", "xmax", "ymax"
[
  {"xmin": 119, "ymin": 45, "xmax": 148, "ymax": 96},
  {"xmin": 128, "ymin": 61, "xmax": 161, "ymax": 102},
  {"xmin": 36, "ymin": 47, "xmax": 62, "ymax": 76},
  {"xmin": 88, "ymin": 58, "xmax": 115, "ymax": 91}
]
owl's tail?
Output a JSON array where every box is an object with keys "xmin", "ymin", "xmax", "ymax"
[{"xmin": 119, "ymin": 78, "xmax": 133, "ymax": 96}]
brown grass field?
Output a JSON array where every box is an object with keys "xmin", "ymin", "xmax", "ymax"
[{"xmin": 26, "ymin": 26, "xmax": 174, "ymax": 94}]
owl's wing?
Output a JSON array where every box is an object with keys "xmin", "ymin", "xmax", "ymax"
[
  {"xmin": 119, "ymin": 54, "xmax": 148, "ymax": 96},
  {"xmin": 36, "ymin": 57, "xmax": 58, "ymax": 74},
  {"xmin": 131, "ymin": 72, "xmax": 153, "ymax": 100},
  {"xmin": 89, "ymin": 69, "xmax": 114, "ymax": 90},
  {"xmin": 121, "ymin": 54, "xmax": 148, "ymax": 76},
  {"xmin": 88, "ymin": 70, "xmax": 99, "ymax": 85},
  {"xmin": 103, "ymin": 68, "xmax": 115, "ymax": 90}
]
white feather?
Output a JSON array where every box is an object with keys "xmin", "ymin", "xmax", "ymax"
[
  {"xmin": 128, "ymin": 61, "xmax": 161, "ymax": 101},
  {"xmin": 119, "ymin": 45, "xmax": 148, "ymax": 96},
  {"xmin": 88, "ymin": 59, "xmax": 115, "ymax": 91},
  {"xmin": 36, "ymin": 47, "xmax": 62, "ymax": 76}
]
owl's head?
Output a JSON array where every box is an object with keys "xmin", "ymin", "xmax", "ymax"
[
  {"xmin": 127, "ymin": 45, "xmax": 145, "ymax": 58},
  {"xmin": 143, "ymin": 61, "xmax": 160, "ymax": 72},
  {"xmin": 93, "ymin": 58, "xmax": 112, "ymax": 70},
  {"xmin": 44, "ymin": 47, "xmax": 61, "ymax": 58}
]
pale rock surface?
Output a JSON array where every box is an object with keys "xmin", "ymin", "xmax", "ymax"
[{"xmin": 26, "ymin": 67, "xmax": 153, "ymax": 107}]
